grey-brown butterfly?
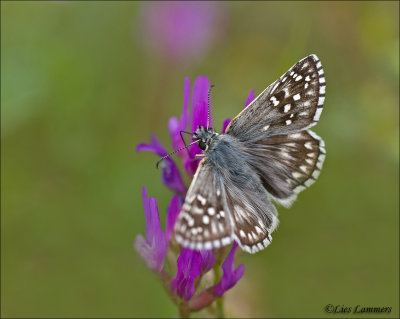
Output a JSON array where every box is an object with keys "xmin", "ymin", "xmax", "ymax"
[{"xmin": 174, "ymin": 54, "xmax": 326, "ymax": 254}]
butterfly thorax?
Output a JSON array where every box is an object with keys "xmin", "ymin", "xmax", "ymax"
[{"xmin": 193, "ymin": 126, "xmax": 218, "ymax": 151}]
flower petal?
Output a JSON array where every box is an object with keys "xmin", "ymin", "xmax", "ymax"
[
  {"xmin": 137, "ymin": 135, "xmax": 186, "ymax": 196},
  {"xmin": 245, "ymin": 89, "xmax": 255, "ymax": 108},
  {"xmin": 213, "ymin": 242, "xmax": 245, "ymax": 297},
  {"xmin": 222, "ymin": 118, "xmax": 232, "ymax": 134},
  {"xmin": 192, "ymin": 76, "xmax": 210, "ymax": 125},
  {"xmin": 199, "ymin": 250, "xmax": 215, "ymax": 273},
  {"xmin": 134, "ymin": 187, "xmax": 167, "ymax": 272},
  {"xmin": 165, "ymin": 195, "xmax": 181, "ymax": 243},
  {"xmin": 171, "ymin": 249, "xmax": 203, "ymax": 301}
]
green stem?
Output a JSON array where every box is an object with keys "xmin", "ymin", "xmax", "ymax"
[
  {"xmin": 213, "ymin": 264, "xmax": 225, "ymax": 318},
  {"xmin": 178, "ymin": 299, "xmax": 190, "ymax": 318}
]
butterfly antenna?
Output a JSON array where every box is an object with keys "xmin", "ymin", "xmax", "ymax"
[
  {"xmin": 156, "ymin": 139, "xmax": 200, "ymax": 169},
  {"xmin": 207, "ymin": 84, "xmax": 215, "ymax": 129}
]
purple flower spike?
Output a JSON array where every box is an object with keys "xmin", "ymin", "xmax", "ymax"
[
  {"xmin": 213, "ymin": 242, "xmax": 245, "ymax": 297},
  {"xmin": 134, "ymin": 187, "xmax": 167, "ymax": 272},
  {"xmin": 178, "ymin": 76, "xmax": 211, "ymax": 175},
  {"xmin": 245, "ymin": 89, "xmax": 255, "ymax": 108},
  {"xmin": 137, "ymin": 135, "xmax": 186, "ymax": 197},
  {"xmin": 171, "ymin": 249, "xmax": 203, "ymax": 301},
  {"xmin": 165, "ymin": 196, "xmax": 181, "ymax": 243}
]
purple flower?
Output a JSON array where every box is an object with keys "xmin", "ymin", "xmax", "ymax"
[
  {"xmin": 135, "ymin": 76, "xmax": 255, "ymax": 315},
  {"xmin": 222, "ymin": 118, "xmax": 232, "ymax": 134},
  {"xmin": 245, "ymin": 89, "xmax": 255, "ymax": 108},
  {"xmin": 165, "ymin": 195, "xmax": 181, "ymax": 244},
  {"xmin": 139, "ymin": 2, "xmax": 226, "ymax": 63},
  {"xmin": 186, "ymin": 76, "xmax": 211, "ymax": 175},
  {"xmin": 213, "ymin": 242, "xmax": 245, "ymax": 297},
  {"xmin": 167, "ymin": 76, "xmax": 211, "ymax": 176},
  {"xmin": 171, "ymin": 248, "xmax": 216, "ymax": 301},
  {"xmin": 134, "ymin": 187, "xmax": 167, "ymax": 272},
  {"xmin": 136, "ymin": 135, "xmax": 186, "ymax": 197}
]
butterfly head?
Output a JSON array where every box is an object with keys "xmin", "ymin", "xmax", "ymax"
[{"xmin": 193, "ymin": 126, "xmax": 218, "ymax": 151}]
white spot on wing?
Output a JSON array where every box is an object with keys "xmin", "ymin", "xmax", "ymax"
[
  {"xmin": 300, "ymin": 165, "xmax": 308, "ymax": 173},
  {"xmin": 292, "ymin": 171, "xmax": 303, "ymax": 179},
  {"xmin": 304, "ymin": 142, "xmax": 313, "ymax": 150},
  {"xmin": 286, "ymin": 119, "xmax": 292, "ymax": 125},
  {"xmin": 193, "ymin": 206, "xmax": 203, "ymax": 214},
  {"xmin": 295, "ymin": 75, "xmax": 302, "ymax": 81},
  {"xmin": 305, "ymin": 179, "xmax": 315, "ymax": 187},
  {"xmin": 314, "ymin": 107, "xmax": 323, "ymax": 121},
  {"xmin": 318, "ymin": 96, "xmax": 325, "ymax": 106},
  {"xmin": 284, "ymin": 104, "xmax": 291, "ymax": 113},
  {"xmin": 293, "ymin": 93, "xmax": 301, "ymax": 101},
  {"xmin": 197, "ymin": 195, "xmax": 206, "ymax": 205},
  {"xmin": 270, "ymin": 96, "xmax": 279, "ymax": 106},
  {"xmin": 202, "ymin": 215, "xmax": 210, "ymax": 225},
  {"xmin": 208, "ymin": 207, "xmax": 215, "ymax": 215},
  {"xmin": 262, "ymin": 125, "xmax": 270, "ymax": 131}
]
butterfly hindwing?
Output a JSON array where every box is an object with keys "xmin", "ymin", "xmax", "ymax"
[
  {"xmin": 242, "ymin": 130, "xmax": 326, "ymax": 207},
  {"xmin": 222, "ymin": 172, "xmax": 280, "ymax": 254},
  {"xmin": 226, "ymin": 54, "xmax": 326, "ymax": 141}
]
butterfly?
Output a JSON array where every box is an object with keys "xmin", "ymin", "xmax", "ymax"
[{"xmin": 174, "ymin": 54, "xmax": 326, "ymax": 254}]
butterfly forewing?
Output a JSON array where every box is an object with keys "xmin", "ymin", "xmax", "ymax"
[
  {"xmin": 174, "ymin": 159, "xmax": 233, "ymax": 250},
  {"xmin": 226, "ymin": 54, "xmax": 326, "ymax": 140}
]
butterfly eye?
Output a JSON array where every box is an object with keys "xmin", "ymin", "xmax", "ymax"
[{"xmin": 198, "ymin": 140, "xmax": 207, "ymax": 150}]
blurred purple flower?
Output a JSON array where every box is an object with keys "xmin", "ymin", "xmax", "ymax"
[
  {"xmin": 137, "ymin": 135, "xmax": 186, "ymax": 197},
  {"xmin": 171, "ymin": 248, "xmax": 215, "ymax": 301},
  {"xmin": 139, "ymin": 2, "xmax": 226, "ymax": 63},
  {"xmin": 213, "ymin": 242, "xmax": 245, "ymax": 297},
  {"xmin": 134, "ymin": 187, "xmax": 167, "ymax": 272}
]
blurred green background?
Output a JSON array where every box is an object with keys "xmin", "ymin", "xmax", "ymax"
[{"xmin": 1, "ymin": 1, "xmax": 398, "ymax": 318}]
